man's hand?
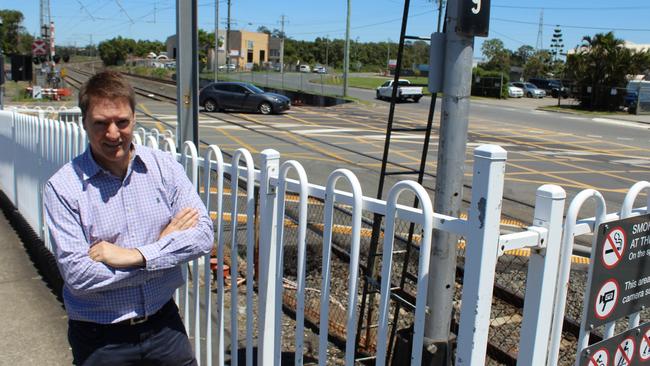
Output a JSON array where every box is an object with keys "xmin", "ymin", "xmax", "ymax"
[
  {"xmin": 89, "ymin": 241, "xmax": 145, "ymax": 268},
  {"xmin": 159, "ymin": 207, "xmax": 199, "ymax": 240}
]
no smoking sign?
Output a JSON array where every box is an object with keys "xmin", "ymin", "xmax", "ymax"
[
  {"xmin": 586, "ymin": 214, "xmax": 650, "ymax": 328},
  {"xmin": 602, "ymin": 227, "xmax": 626, "ymax": 268}
]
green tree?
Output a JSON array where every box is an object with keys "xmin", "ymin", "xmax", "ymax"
[
  {"xmin": 0, "ymin": 10, "xmax": 33, "ymax": 54},
  {"xmin": 480, "ymin": 38, "xmax": 511, "ymax": 74},
  {"xmin": 523, "ymin": 50, "xmax": 551, "ymax": 79},
  {"xmin": 257, "ymin": 26, "xmax": 271, "ymax": 35},
  {"xmin": 512, "ymin": 45, "xmax": 535, "ymax": 67},
  {"xmin": 566, "ymin": 31, "xmax": 650, "ymax": 109},
  {"xmin": 98, "ymin": 37, "xmax": 134, "ymax": 65}
]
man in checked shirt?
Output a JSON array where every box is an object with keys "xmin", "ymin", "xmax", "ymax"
[{"xmin": 44, "ymin": 70, "xmax": 214, "ymax": 365}]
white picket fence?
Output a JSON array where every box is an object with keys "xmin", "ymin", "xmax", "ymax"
[{"xmin": 0, "ymin": 109, "xmax": 648, "ymax": 365}]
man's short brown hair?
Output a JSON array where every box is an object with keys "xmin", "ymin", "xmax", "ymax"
[{"xmin": 79, "ymin": 70, "xmax": 136, "ymax": 120}]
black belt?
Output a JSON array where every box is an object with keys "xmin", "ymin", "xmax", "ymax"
[
  {"xmin": 72, "ymin": 299, "xmax": 175, "ymax": 327},
  {"xmin": 115, "ymin": 299, "xmax": 175, "ymax": 326}
]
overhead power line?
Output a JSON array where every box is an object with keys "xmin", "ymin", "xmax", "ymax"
[
  {"xmin": 493, "ymin": 5, "xmax": 650, "ymax": 11},
  {"xmin": 492, "ymin": 17, "xmax": 650, "ymax": 33}
]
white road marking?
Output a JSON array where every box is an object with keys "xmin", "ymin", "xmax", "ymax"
[
  {"xmin": 592, "ymin": 117, "xmax": 650, "ymax": 130},
  {"xmin": 295, "ymin": 128, "xmax": 363, "ymax": 135},
  {"xmin": 616, "ymin": 137, "xmax": 634, "ymax": 141},
  {"xmin": 213, "ymin": 125, "xmax": 244, "ymax": 130},
  {"xmin": 532, "ymin": 150, "xmax": 594, "ymax": 156},
  {"xmin": 587, "ymin": 134, "xmax": 603, "ymax": 138},
  {"xmin": 562, "ymin": 116, "xmax": 585, "ymax": 120},
  {"xmin": 359, "ymin": 134, "xmax": 424, "ymax": 140},
  {"xmin": 611, "ymin": 158, "xmax": 650, "ymax": 167},
  {"xmin": 152, "ymin": 114, "xmax": 179, "ymax": 120},
  {"xmin": 267, "ymin": 123, "xmax": 302, "ymax": 128},
  {"xmin": 199, "ymin": 119, "xmax": 227, "ymax": 125}
]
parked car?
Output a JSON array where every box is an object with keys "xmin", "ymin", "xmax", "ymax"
[
  {"xmin": 528, "ymin": 78, "xmax": 568, "ymax": 98},
  {"xmin": 299, "ymin": 65, "xmax": 311, "ymax": 73},
  {"xmin": 218, "ymin": 64, "xmax": 236, "ymax": 71},
  {"xmin": 507, "ymin": 83, "xmax": 524, "ymax": 98},
  {"xmin": 376, "ymin": 79, "xmax": 424, "ymax": 102},
  {"xmin": 199, "ymin": 81, "xmax": 291, "ymax": 115},
  {"xmin": 313, "ymin": 65, "xmax": 327, "ymax": 74},
  {"xmin": 624, "ymin": 80, "xmax": 650, "ymax": 113},
  {"xmin": 511, "ymin": 82, "xmax": 546, "ymax": 98}
]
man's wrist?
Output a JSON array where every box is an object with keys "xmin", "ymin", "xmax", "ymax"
[{"xmin": 131, "ymin": 248, "xmax": 146, "ymax": 267}]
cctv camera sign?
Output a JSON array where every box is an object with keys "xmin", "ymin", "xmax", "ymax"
[{"xmin": 585, "ymin": 214, "xmax": 650, "ymax": 328}]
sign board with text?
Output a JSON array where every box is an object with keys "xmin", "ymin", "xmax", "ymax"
[
  {"xmin": 457, "ymin": 0, "xmax": 491, "ymax": 37},
  {"xmin": 585, "ymin": 214, "xmax": 650, "ymax": 328},
  {"xmin": 579, "ymin": 321, "xmax": 650, "ymax": 366}
]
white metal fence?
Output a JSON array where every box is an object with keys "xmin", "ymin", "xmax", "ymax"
[{"xmin": 1, "ymin": 109, "xmax": 648, "ymax": 365}]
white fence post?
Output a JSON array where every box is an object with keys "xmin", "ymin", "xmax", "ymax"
[
  {"xmin": 547, "ymin": 189, "xmax": 606, "ymax": 366},
  {"xmin": 455, "ymin": 145, "xmax": 507, "ymax": 366},
  {"xmin": 257, "ymin": 149, "xmax": 280, "ymax": 366},
  {"xmin": 517, "ymin": 184, "xmax": 566, "ymax": 365}
]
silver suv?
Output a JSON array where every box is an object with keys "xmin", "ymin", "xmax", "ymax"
[{"xmin": 511, "ymin": 82, "xmax": 546, "ymax": 98}]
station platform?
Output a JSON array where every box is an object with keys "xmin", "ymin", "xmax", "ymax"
[{"xmin": 0, "ymin": 191, "xmax": 73, "ymax": 364}]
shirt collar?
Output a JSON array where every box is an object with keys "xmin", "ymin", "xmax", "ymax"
[{"xmin": 80, "ymin": 143, "xmax": 147, "ymax": 181}]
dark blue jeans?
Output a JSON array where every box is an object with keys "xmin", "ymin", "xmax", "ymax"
[{"xmin": 68, "ymin": 300, "xmax": 197, "ymax": 366}]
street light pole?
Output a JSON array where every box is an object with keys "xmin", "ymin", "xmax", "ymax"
[
  {"xmin": 325, "ymin": 34, "xmax": 329, "ymax": 68},
  {"xmin": 386, "ymin": 38, "xmax": 390, "ymax": 72},
  {"xmin": 213, "ymin": 0, "xmax": 219, "ymax": 81},
  {"xmin": 343, "ymin": 0, "xmax": 351, "ymax": 97}
]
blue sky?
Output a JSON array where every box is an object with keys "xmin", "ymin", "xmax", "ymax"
[{"xmin": 4, "ymin": 0, "xmax": 650, "ymax": 58}]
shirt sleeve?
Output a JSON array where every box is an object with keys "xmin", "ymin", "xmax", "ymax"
[
  {"xmin": 136, "ymin": 154, "xmax": 214, "ymax": 271},
  {"xmin": 44, "ymin": 181, "xmax": 148, "ymax": 295}
]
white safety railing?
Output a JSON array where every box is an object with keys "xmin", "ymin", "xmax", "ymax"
[{"xmin": 3, "ymin": 109, "xmax": 648, "ymax": 365}]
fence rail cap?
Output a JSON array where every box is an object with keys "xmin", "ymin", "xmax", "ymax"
[{"xmin": 474, "ymin": 144, "xmax": 507, "ymax": 160}]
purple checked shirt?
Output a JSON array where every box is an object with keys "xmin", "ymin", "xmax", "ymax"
[{"xmin": 44, "ymin": 144, "xmax": 214, "ymax": 324}]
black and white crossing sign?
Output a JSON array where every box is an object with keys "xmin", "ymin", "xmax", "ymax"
[
  {"xmin": 585, "ymin": 214, "xmax": 650, "ymax": 328},
  {"xmin": 640, "ymin": 329, "xmax": 650, "ymax": 362},
  {"xmin": 588, "ymin": 348, "xmax": 609, "ymax": 366},
  {"xmin": 580, "ymin": 322, "xmax": 650, "ymax": 366},
  {"xmin": 614, "ymin": 337, "xmax": 636, "ymax": 366},
  {"xmin": 602, "ymin": 227, "xmax": 626, "ymax": 269},
  {"xmin": 457, "ymin": 0, "xmax": 491, "ymax": 37},
  {"xmin": 595, "ymin": 279, "xmax": 619, "ymax": 319}
]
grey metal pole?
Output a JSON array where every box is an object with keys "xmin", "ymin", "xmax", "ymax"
[
  {"xmin": 343, "ymin": 0, "xmax": 350, "ymax": 97},
  {"xmin": 226, "ymin": 0, "xmax": 231, "ymax": 72},
  {"xmin": 279, "ymin": 15, "xmax": 285, "ymax": 74},
  {"xmin": 213, "ymin": 0, "xmax": 219, "ymax": 81},
  {"xmin": 176, "ymin": 0, "xmax": 199, "ymax": 148},
  {"xmin": 425, "ymin": 0, "xmax": 475, "ymax": 363}
]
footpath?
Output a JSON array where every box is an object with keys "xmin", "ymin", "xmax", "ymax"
[{"xmin": 0, "ymin": 196, "xmax": 72, "ymax": 364}]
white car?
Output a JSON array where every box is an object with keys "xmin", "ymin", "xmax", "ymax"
[
  {"xmin": 376, "ymin": 79, "xmax": 423, "ymax": 102},
  {"xmin": 313, "ymin": 66, "xmax": 327, "ymax": 74},
  {"xmin": 218, "ymin": 64, "xmax": 236, "ymax": 71},
  {"xmin": 299, "ymin": 65, "xmax": 311, "ymax": 73},
  {"xmin": 507, "ymin": 84, "xmax": 524, "ymax": 98}
]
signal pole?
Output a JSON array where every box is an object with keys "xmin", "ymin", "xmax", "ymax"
[
  {"xmin": 343, "ymin": 0, "xmax": 351, "ymax": 97},
  {"xmin": 213, "ymin": 0, "xmax": 219, "ymax": 80},
  {"xmin": 226, "ymin": 0, "xmax": 231, "ymax": 70},
  {"xmin": 279, "ymin": 15, "xmax": 286, "ymax": 73},
  {"xmin": 425, "ymin": 0, "xmax": 491, "ymax": 364}
]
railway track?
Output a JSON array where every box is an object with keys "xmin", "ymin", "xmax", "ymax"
[{"xmin": 63, "ymin": 66, "xmax": 589, "ymax": 364}]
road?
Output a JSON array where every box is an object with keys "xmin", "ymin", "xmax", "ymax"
[{"xmin": 68, "ymin": 67, "xmax": 649, "ymax": 222}]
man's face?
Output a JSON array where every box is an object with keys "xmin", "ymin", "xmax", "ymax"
[{"xmin": 84, "ymin": 97, "xmax": 135, "ymax": 173}]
